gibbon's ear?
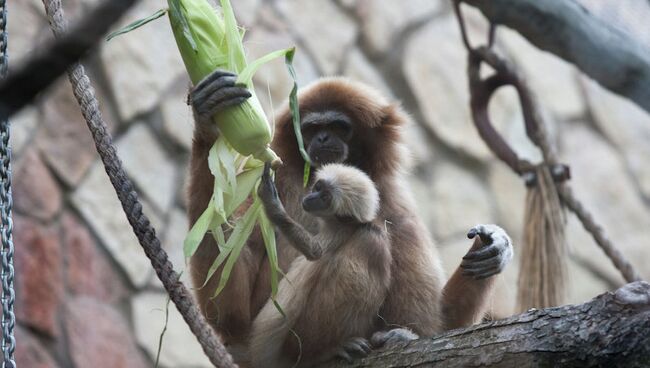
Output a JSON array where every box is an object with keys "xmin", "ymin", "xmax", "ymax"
[{"xmin": 360, "ymin": 103, "xmax": 410, "ymax": 179}]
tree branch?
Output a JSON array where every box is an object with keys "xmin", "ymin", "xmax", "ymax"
[
  {"xmin": 0, "ymin": 0, "xmax": 139, "ymax": 120},
  {"xmin": 326, "ymin": 281, "xmax": 650, "ymax": 367},
  {"xmin": 462, "ymin": 0, "xmax": 650, "ymax": 116}
]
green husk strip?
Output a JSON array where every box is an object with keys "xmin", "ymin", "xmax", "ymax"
[
  {"xmin": 106, "ymin": 9, "xmax": 168, "ymax": 42},
  {"xmin": 285, "ymin": 49, "xmax": 311, "ymax": 187},
  {"xmin": 211, "ymin": 221, "xmax": 226, "ymax": 251},
  {"xmin": 199, "ymin": 229, "xmax": 232, "ymax": 289},
  {"xmin": 200, "ymin": 198, "xmax": 261, "ymax": 290},
  {"xmin": 199, "ymin": 163, "xmax": 262, "ymax": 289},
  {"xmin": 213, "ymin": 200, "xmax": 262, "ymax": 297},
  {"xmin": 224, "ymin": 165, "xmax": 264, "ymax": 215},
  {"xmin": 215, "ymin": 139, "xmax": 237, "ymax": 195},
  {"xmin": 184, "ymin": 205, "xmax": 215, "ymax": 259},
  {"xmin": 208, "ymin": 141, "xmax": 229, "ymax": 223},
  {"xmin": 237, "ymin": 47, "xmax": 296, "ymax": 86},
  {"xmin": 259, "ymin": 205, "xmax": 285, "ymax": 316}
]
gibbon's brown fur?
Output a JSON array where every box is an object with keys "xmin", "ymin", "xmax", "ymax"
[
  {"xmin": 250, "ymin": 163, "xmax": 391, "ymax": 368},
  {"xmin": 188, "ymin": 77, "xmax": 500, "ymax": 360}
]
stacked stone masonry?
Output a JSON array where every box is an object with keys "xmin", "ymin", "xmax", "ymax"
[{"xmin": 8, "ymin": 0, "xmax": 650, "ymax": 366}]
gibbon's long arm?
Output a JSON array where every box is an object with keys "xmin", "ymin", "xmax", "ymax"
[{"xmin": 258, "ymin": 165, "xmax": 325, "ymax": 261}]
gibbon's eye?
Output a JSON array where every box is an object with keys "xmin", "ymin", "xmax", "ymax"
[
  {"xmin": 313, "ymin": 181, "xmax": 323, "ymax": 192},
  {"xmin": 331, "ymin": 119, "xmax": 353, "ymax": 140},
  {"xmin": 320, "ymin": 190, "xmax": 331, "ymax": 202},
  {"xmin": 301, "ymin": 124, "xmax": 316, "ymax": 140}
]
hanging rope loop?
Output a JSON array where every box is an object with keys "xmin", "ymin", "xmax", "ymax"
[
  {"xmin": 454, "ymin": 0, "xmax": 572, "ymax": 311},
  {"xmin": 454, "ymin": 0, "xmax": 641, "ymax": 294}
]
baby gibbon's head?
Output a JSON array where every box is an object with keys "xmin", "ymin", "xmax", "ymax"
[{"xmin": 301, "ymin": 164, "xmax": 379, "ymax": 223}]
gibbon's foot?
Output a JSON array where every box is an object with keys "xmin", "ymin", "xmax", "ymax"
[
  {"xmin": 462, "ymin": 224, "xmax": 514, "ymax": 280},
  {"xmin": 190, "ymin": 69, "xmax": 251, "ymax": 123},
  {"xmin": 335, "ymin": 337, "xmax": 372, "ymax": 363},
  {"xmin": 370, "ymin": 328, "xmax": 418, "ymax": 348}
]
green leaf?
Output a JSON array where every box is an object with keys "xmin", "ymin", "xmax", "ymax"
[
  {"xmin": 284, "ymin": 48, "xmax": 311, "ymax": 186},
  {"xmin": 213, "ymin": 200, "xmax": 262, "ymax": 298},
  {"xmin": 224, "ymin": 166, "xmax": 263, "ymax": 216},
  {"xmin": 168, "ymin": 0, "xmax": 197, "ymax": 52},
  {"xmin": 183, "ymin": 205, "xmax": 214, "ymax": 258},
  {"xmin": 258, "ymin": 186, "xmax": 286, "ymax": 317},
  {"xmin": 208, "ymin": 140, "xmax": 229, "ymax": 221},
  {"xmin": 237, "ymin": 47, "xmax": 296, "ymax": 87},
  {"xmin": 210, "ymin": 217, "xmax": 227, "ymax": 251},
  {"xmin": 199, "ymin": 225, "xmax": 233, "ymax": 289},
  {"xmin": 273, "ymin": 300, "xmax": 286, "ymax": 319},
  {"xmin": 208, "ymin": 140, "xmax": 230, "ymax": 194},
  {"xmin": 303, "ymin": 162, "xmax": 311, "ymax": 188},
  {"xmin": 216, "ymin": 138, "xmax": 237, "ymax": 195},
  {"xmin": 259, "ymin": 208, "xmax": 279, "ymax": 297},
  {"xmin": 106, "ymin": 8, "xmax": 168, "ymax": 42},
  {"xmin": 212, "ymin": 186, "xmax": 227, "ymax": 224},
  {"xmin": 198, "ymin": 203, "xmax": 248, "ymax": 289}
]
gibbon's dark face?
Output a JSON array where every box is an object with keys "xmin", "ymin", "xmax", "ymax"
[
  {"xmin": 301, "ymin": 110, "xmax": 353, "ymax": 167},
  {"xmin": 301, "ymin": 179, "xmax": 333, "ymax": 216}
]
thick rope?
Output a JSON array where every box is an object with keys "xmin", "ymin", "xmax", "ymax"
[
  {"xmin": 558, "ymin": 186, "xmax": 641, "ymax": 283},
  {"xmin": 510, "ymin": 28, "xmax": 641, "ymax": 285},
  {"xmin": 41, "ymin": 1, "xmax": 236, "ymax": 366}
]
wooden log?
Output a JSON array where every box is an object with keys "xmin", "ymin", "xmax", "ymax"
[{"xmin": 326, "ymin": 281, "xmax": 650, "ymax": 367}]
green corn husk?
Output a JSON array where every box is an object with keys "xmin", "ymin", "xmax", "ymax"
[
  {"xmin": 168, "ymin": 0, "xmax": 283, "ymax": 166},
  {"xmin": 107, "ymin": 0, "xmax": 303, "ymax": 306},
  {"xmin": 166, "ymin": 0, "xmax": 298, "ymax": 302}
]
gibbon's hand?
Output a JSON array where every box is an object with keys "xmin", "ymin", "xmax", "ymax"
[
  {"xmin": 462, "ymin": 224, "xmax": 514, "ymax": 280},
  {"xmin": 189, "ymin": 69, "xmax": 251, "ymax": 123},
  {"xmin": 258, "ymin": 163, "xmax": 285, "ymax": 221}
]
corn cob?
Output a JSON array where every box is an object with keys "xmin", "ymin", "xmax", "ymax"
[{"xmin": 167, "ymin": 0, "xmax": 281, "ymax": 166}]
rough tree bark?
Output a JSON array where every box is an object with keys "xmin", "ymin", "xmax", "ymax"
[
  {"xmin": 462, "ymin": 0, "xmax": 650, "ymax": 116},
  {"xmin": 325, "ymin": 282, "xmax": 650, "ymax": 368}
]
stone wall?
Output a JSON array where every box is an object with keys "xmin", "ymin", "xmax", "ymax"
[{"xmin": 8, "ymin": 0, "xmax": 650, "ymax": 367}]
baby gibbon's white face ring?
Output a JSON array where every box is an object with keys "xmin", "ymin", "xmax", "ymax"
[{"xmin": 306, "ymin": 164, "xmax": 380, "ymax": 223}]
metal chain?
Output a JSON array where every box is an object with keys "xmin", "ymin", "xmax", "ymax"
[{"xmin": 0, "ymin": 0, "xmax": 15, "ymax": 366}]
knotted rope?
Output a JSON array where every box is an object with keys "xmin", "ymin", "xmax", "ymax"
[{"xmin": 454, "ymin": 1, "xmax": 641, "ymax": 311}]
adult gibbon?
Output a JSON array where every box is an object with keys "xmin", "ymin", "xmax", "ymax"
[{"xmin": 187, "ymin": 70, "xmax": 514, "ymax": 363}]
